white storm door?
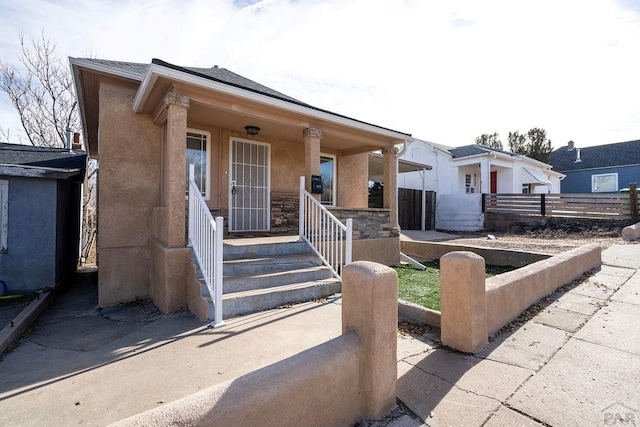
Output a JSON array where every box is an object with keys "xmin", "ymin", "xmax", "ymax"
[{"xmin": 229, "ymin": 138, "xmax": 270, "ymax": 232}]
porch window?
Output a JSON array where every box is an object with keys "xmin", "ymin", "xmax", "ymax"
[
  {"xmin": 186, "ymin": 130, "xmax": 211, "ymax": 200},
  {"xmin": 0, "ymin": 180, "xmax": 7, "ymax": 253},
  {"xmin": 592, "ymin": 173, "xmax": 618, "ymax": 193},
  {"xmin": 522, "ymin": 184, "xmax": 530, "ymax": 194},
  {"xmin": 320, "ymin": 155, "xmax": 336, "ymax": 206}
]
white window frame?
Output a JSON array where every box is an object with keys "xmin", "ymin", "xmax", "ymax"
[
  {"xmin": 591, "ymin": 172, "xmax": 618, "ymax": 193},
  {"xmin": 465, "ymin": 173, "xmax": 474, "ymax": 194},
  {"xmin": 0, "ymin": 180, "xmax": 7, "ymax": 253},
  {"xmin": 320, "ymin": 154, "xmax": 336, "ymax": 206},
  {"xmin": 186, "ymin": 129, "xmax": 211, "ymax": 201}
]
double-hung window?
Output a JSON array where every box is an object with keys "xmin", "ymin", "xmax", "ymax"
[
  {"xmin": 0, "ymin": 180, "xmax": 7, "ymax": 253},
  {"xmin": 186, "ymin": 130, "xmax": 211, "ymax": 200},
  {"xmin": 592, "ymin": 173, "xmax": 618, "ymax": 193}
]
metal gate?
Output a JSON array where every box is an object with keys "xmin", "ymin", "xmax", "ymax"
[{"xmin": 229, "ymin": 138, "xmax": 270, "ymax": 232}]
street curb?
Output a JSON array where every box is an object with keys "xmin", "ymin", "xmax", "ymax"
[
  {"xmin": 398, "ymin": 300, "xmax": 441, "ymax": 327},
  {"xmin": 0, "ymin": 290, "xmax": 55, "ymax": 354}
]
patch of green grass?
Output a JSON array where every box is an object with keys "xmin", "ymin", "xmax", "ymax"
[{"xmin": 394, "ymin": 261, "xmax": 517, "ymax": 311}]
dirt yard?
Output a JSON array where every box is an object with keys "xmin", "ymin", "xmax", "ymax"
[{"xmin": 449, "ymin": 228, "xmax": 624, "ymax": 254}]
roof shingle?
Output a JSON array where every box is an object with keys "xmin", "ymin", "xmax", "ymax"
[{"xmin": 551, "ymin": 140, "xmax": 640, "ymax": 171}]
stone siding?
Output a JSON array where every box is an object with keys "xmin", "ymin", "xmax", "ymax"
[
  {"xmin": 329, "ymin": 208, "xmax": 397, "ymax": 239},
  {"xmin": 270, "ymin": 192, "xmax": 299, "ymax": 235}
]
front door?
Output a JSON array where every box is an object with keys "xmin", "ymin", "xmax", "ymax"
[
  {"xmin": 490, "ymin": 171, "xmax": 497, "ymax": 193},
  {"xmin": 229, "ymin": 138, "xmax": 270, "ymax": 232}
]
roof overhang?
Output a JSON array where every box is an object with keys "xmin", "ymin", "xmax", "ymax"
[
  {"xmin": 0, "ymin": 164, "xmax": 83, "ymax": 180},
  {"xmin": 368, "ymin": 153, "xmax": 432, "ymax": 183}
]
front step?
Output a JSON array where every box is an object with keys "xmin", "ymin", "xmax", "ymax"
[{"xmin": 192, "ymin": 238, "xmax": 341, "ymax": 320}]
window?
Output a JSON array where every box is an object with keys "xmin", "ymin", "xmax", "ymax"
[
  {"xmin": 522, "ymin": 184, "xmax": 530, "ymax": 194},
  {"xmin": 465, "ymin": 174, "xmax": 474, "ymax": 194},
  {"xmin": 186, "ymin": 130, "xmax": 211, "ymax": 200},
  {"xmin": 320, "ymin": 155, "xmax": 336, "ymax": 206},
  {"xmin": 592, "ymin": 173, "xmax": 618, "ymax": 193},
  {"xmin": 0, "ymin": 180, "xmax": 7, "ymax": 253}
]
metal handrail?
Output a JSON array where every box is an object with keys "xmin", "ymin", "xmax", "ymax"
[
  {"xmin": 299, "ymin": 176, "xmax": 352, "ymax": 279},
  {"xmin": 188, "ymin": 164, "xmax": 225, "ymax": 328}
]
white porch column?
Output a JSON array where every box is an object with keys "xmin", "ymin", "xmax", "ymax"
[
  {"xmin": 382, "ymin": 145, "xmax": 400, "ymax": 231},
  {"xmin": 303, "ymin": 127, "xmax": 322, "ymax": 200},
  {"xmin": 480, "ymin": 158, "xmax": 491, "ymax": 194}
]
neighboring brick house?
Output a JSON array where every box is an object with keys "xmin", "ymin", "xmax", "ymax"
[
  {"xmin": 0, "ymin": 143, "xmax": 86, "ymax": 293},
  {"xmin": 551, "ymin": 140, "xmax": 640, "ymax": 193}
]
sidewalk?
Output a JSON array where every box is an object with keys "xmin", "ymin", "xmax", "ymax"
[{"xmin": 0, "ymin": 242, "xmax": 638, "ymax": 426}]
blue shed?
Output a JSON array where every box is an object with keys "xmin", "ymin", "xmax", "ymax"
[
  {"xmin": 551, "ymin": 140, "xmax": 640, "ymax": 193},
  {"xmin": 0, "ymin": 143, "xmax": 86, "ymax": 294}
]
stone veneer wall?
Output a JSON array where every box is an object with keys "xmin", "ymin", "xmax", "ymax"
[
  {"xmin": 329, "ymin": 208, "xmax": 397, "ymax": 240},
  {"xmin": 270, "ymin": 192, "xmax": 299, "ymax": 235}
]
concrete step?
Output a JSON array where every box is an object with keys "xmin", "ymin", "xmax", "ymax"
[
  {"xmin": 223, "ymin": 254, "xmax": 322, "ymax": 276},
  {"xmin": 223, "ymin": 265, "xmax": 334, "ymax": 294},
  {"xmin": 223, "ymin": 240, "xmax": 311, "ymax": 260},
  {"xmin": 222, "ymin": 278, "xmax": 342, "ymax": 319}
]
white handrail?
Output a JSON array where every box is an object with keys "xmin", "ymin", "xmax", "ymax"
[
  {"xmin": 188, "ymin": 164, "xmax": 225, "ymax": 328},
  {"xmin": 299, "ymin": 176, "xmax": 352, "ymax": 279}
]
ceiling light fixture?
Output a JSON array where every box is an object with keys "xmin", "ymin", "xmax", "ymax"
[{"xmin": 245, "ymin": 125, "xmax": 260, "ymax": 136}]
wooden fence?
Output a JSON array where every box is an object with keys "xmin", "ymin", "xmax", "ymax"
[{"xmin": 483, "ymin": 190, "xmax": 639, "ymax": 222}]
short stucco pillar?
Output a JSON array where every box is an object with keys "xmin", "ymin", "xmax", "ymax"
[
  {"xmin": 342, "ymin": 261, "xmax": 398, "ymax": 419},
  {"xmin": 382, "ymin": 145, "xmax": 400, "ymax": 232},
  {"xmin": 440, "ymin": 251, "xmax": 488, "ymax": 353},
  {"xmin": 303, "ymin": 127, "xmax": 322, "ymax": 198}
]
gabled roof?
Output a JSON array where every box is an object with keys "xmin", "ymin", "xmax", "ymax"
[
  {"xmin": 70, "ymin": 57, "xmax": 411, "ymax": 158},
  {"xmin": 448, "ymin": 144, "xmax": 518, "ymax": 159},
  {"xmin": 551, "ymin": 140, "xmax": 640, "ymax": 172},
  {"xmin": 0, "ymin": 143, "xmax": 86, "ymax": 179}
]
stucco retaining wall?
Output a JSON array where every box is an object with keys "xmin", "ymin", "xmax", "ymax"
[
  {"xmin": 622, "ymin": 221, "xmax": 640, "ymax": 240},
  {"xmin": 111, "ymin": 261, "xmax": 398, "ymax": 426},
  {"xmin": 485, "ymin": 244, "xmax": 601, "ymax": 335},
  {"xmin": 401, "ymin": 240, "xmax": 550, "ymax": 267}
]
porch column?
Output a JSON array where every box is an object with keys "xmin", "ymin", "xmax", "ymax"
[
  {"xmin": 303, "ymin": 127, "xmax": 322, "ymax": 199},
  {"xmin": 148, "ymin": 91, "xmax": 191, "ymax": 314},
  {"xmin": 480, "ymin": 158, "xmax": 491, "ymax": 194},
  {"xmin": 162, "ymin": 92, "xmax": 190, "ymax": 247},
  {"xmin": 382, "ymin": 145, "xmax": 400, "ymax": 231}
]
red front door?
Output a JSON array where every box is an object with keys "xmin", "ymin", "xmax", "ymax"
[{"xmin": 490, "ymin": 171, "xmax": 497, "ymax": 193}]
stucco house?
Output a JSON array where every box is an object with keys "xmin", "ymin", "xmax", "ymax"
[
  {"xmin": 397, "ymin": 140, "xmax": 564, "ymax": 231},
  {"xmin": 0, "ymin": 143, "xmax": 86, "ymax": 294},
  {"xmin": 551, "ymin": 140, "xmax": 640, "ymax": 193},
  {"xmin": 70, "ymin": 57, "xmax": 412, "ymax": 320}
]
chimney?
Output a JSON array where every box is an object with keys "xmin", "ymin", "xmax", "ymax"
[
  {"xmin": 567, "ymin": 140, "xmax": 575, "ymax": 151},
  {"xmin": 66, "ymin": 127, "xmax": 72, "ymax": 152},
  {"xmin": 72, "ymin": 132, "xmax": 82, "ymax": 150},
  {"xmin": 574, "ymin": 148, "xmax": 582, "ymax": 163}
]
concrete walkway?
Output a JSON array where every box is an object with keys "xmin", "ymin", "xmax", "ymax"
[{"xmin": 0, "ymin": 242, "xmax": 638, "ymax": 426}]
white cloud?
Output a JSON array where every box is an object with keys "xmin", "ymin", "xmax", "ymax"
[{"xmin": 0, "ymin": 0, "xmax": 639, "ymax": 149}]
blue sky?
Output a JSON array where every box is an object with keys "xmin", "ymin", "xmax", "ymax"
[{"xmin": 1, "ymin": 0, "xmax": 639, "ymax": 149}]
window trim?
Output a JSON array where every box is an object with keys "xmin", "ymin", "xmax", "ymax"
[
  {"xmin": 320, "ymin": 154, "xmax": 337, "ymax": 206},
  {"xmin": 591, "ymin": 172, "xmax": 618, "ymax": 193},
  {"xmin": 0, "ymin": 180, "xmax": 7, "ymax": 253},
  {"xmin": 186, "ymin": 128, "xmax": 212, "ymax": 201}
]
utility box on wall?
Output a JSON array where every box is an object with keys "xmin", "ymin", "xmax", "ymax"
[{"xmin": 311, "ymin": 175, "xmax": 323, "ymax": 194}]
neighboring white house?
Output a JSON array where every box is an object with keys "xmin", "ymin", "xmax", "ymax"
[{"xmin": 397, "ymin": 140, "xmax": 565, "ymax": 231}]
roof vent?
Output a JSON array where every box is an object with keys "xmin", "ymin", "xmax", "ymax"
[
  {"xmin": 213, "ymin": 65, "xmax": 218, "ymax": 69},
  {"xmin": 574, "ymin": 148, "xmax": 582, "ymax": 163}
]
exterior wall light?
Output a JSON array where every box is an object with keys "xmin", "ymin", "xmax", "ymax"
[{"xmin": 245, "ymin": 125, "xmax": 260, "ymax": 136}]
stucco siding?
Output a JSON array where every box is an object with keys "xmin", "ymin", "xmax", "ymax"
[
  {"xmin": 97, "ymin": 82, "xmax": 162, "ymax": 305},
  {"xmin": 0, "ymin": 177, "xmax": 57, "ymax": 293}
]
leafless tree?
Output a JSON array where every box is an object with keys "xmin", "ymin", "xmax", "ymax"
[{"xmin": 1, "ymin": 33, "xmax": 97, "ymax": 263}]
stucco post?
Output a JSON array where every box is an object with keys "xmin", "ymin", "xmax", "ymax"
[
  {"xmin": 382, "ymin": 145, "xmax": 400, "ymax": 231},
  {"xmin": 303, "ymin": 127, "xmax": 322, "ymax": 199},
  {"xmin": 163, "ymin": 92, "xmax": 190, "ymax": 247},
  {"xmin": 480, "ymin": 158, "xmax": 491, "ymax": 194},
  {"xmin": 342, "ymin": 261, "xmax": 398, "ymax": 419},
  {"xmin": 440, "ymin": 251, "xmax": 488, "ymax": 353}
]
